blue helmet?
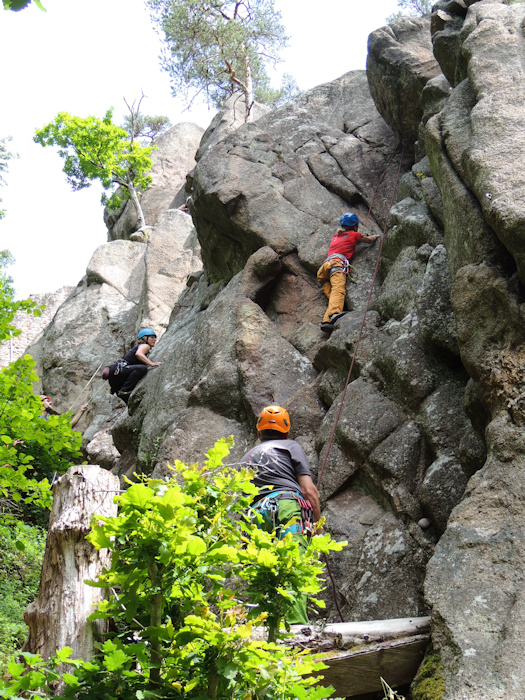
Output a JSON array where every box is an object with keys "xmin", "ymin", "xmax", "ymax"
[
  {"xmin": 138, "ymin": 328, "xmax": 156, "ymax": 340},
  {"xmin": 340, "ymin": 212, "xmax": 359, "ymax": 228}
]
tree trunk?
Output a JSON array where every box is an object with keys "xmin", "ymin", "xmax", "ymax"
[
  {"xmin": 147, "ymin": 561, "xmax": 163, "ymax": 689},
  {"xmin": 126, "ymin": 177, "xmax": 146, "ymax": 230},
  {"xmin": 243, "ymin": 50, "xmax": 254, "ymax": 123},
  {"xmin": 24, "ymin": 465, "xmax": 120, "ymax": 662}
]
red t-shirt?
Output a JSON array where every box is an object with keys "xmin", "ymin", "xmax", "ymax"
[{"xmin": 327, "ymin": 230, "xmax": 362, "ymax": 261}]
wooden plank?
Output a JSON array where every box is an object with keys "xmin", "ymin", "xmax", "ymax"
[
  {"xmin": 288, "ymin": 616, "xmax": 431, "ymax": 650},
  {"xmin": 314, "ymin": 634, "xmax": 429, "ymax": 698}
]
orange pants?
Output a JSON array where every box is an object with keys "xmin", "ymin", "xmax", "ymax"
[{"xmin": 317, "ymin": 260, "xmax": 346, "ymax": 323}]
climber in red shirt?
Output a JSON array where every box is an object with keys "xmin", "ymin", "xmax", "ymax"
[{"xmin": 317, "ymin": 212, "xmax": 379, "ymax": 333}]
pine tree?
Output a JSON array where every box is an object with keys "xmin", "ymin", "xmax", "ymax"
[{"xmin": 147, "ymin": 0, "xmax": 290, "ymax": 122}]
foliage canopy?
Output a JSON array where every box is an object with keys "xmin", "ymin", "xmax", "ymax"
[
  {"xmin": 2, "ymin": 0, "xmax": 44, "ymax": 10},
  {"xmin": 0, "ymin": 257, "xmax": 82, "ymax": 517},
  {"xmin": 34, "ymin": 109, "xmax": 155, "ymax": 229},
  {"xmin": 0, "ymin": 254, "xmax": 39, "ymax": 343},
  {"xmin": 0, "ymin": 438, "xmax": 346, "ymax": 699},
  {"xmin": 0, "ymin": 520, "xmax": 46, "ymax": 671},
  {"xmin": 388, "ymin": 0, "xmax": 432, "ymax": 22},
  {"xmin": 0, "ymin": 354, "xmax": 83, "ymax": 514},
  {"xmin": 147, "ymin": 0, "xmax": 292, "ymax": 121}
]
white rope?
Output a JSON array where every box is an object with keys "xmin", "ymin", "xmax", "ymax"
[{"xmin": 68, "ymin": 362, "xmax": 103, "ymax": 412}]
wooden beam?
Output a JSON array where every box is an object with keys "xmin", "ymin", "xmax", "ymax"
[
  {"xmin": 314, "ymin": 634, "xmax": 429, "ymax": 698},
  {"xmin": 288, "ymin": 616, "xmax": 431, "ymax": 650}
]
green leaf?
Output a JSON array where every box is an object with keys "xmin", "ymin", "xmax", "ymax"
[
  {"xmin": 223, "ymin": 662, "xmax": 238, "ymax": 681},
  {"xmin": 7, "ymin": 661, "xmax": 25, "ymax": 678},
  {"xmin": 186, "ymin": 535, "xmax": 206, "ymax": 555},
  {"xmin": 103, "ymin": 648, "xmax": 130, "ymax": 671},
  {"xmin": 121, "ymin": 482, "xmax": 154, "ymax": 508},
  {"xmin": 62, "ymin": 673, "xmax": 80, "ymax": 686},
  {"xmin": 87, "ymin": 525, "xmax": 113, "ymax": 550},
  {"xmin": 55, "ymin": 647, "xmax": 74, "ymax": 662}
]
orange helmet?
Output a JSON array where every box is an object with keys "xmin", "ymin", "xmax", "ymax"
[{"xmin": 257, "ymin": 405, "xmax": 290, "ymax": 433}]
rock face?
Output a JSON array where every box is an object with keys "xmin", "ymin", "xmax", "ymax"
[
  {"xmin": 26, "ymin": 2, "xmax": 525, "ymax": 696},
  {"xmin": 369, "ymin": 1, "xmax": 525, "ymax": 697},
  {"xmin": 367, "ymin": 15, "xmax": 441, "ymax": 150},
  {"xmin": 104, "ymin": 122, "xmax": 204, "ymax": 240},
  {"xmin": 28, "ymin": 207, "xmax": 203, "ymax": 471},
  {"xmin": 0, "ymin": 287, "xmax": 74, "ymax": 371}
]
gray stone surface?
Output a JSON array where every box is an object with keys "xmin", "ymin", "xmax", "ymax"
[
  {"xmin": 417, "ymin": 244, "xmax": 458, "ymax": 355},
  {"xmin": 137, "ymin": 209, "xmax": 202, "ymax": 332},
  {"xmin": 26, "ymin": 15, "xmax": 525, "ymax": 694},
  {"xmin": 367, "ymin": 16, "xmax": 441, "ymax": 148},
  {"xmin": 426, "ymin": 415, "xmax": 525, "ymax": 699},
  {"xmin": 190, "ymin": 71, "xmax": 403, "ymax": 282},
  {"xmin": 104, "ymin": 122, "xmax": 204, "ymax": 240},
  {"xmin": 195, "ymin": 93, "xmax": 270, "ymax": 162},
  {"xmin": 374, "ymin": 244, "xmax": 432, "ymax": 321}
]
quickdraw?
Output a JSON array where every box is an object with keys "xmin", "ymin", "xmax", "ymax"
[
  {"xmin": 113, "ymin": 359, "xmax": 128, "ymax": 376},
  {"xmin": 252, "ymin": 490, "xmax": 314, "ymax": 537}
]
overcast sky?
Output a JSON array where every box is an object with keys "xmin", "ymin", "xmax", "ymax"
[{"xmin": 0, "ymin": 0, "xmax": 400, "ymax": 299}]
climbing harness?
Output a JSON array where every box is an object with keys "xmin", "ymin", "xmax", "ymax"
[
  {"xmin": 112, "ymin": 359, "xmax": 128, "ymax": 376},
  {"xmin": 252, "ymin": 489, "xmax": 314, "ymax": 537},
  {"xmin": 323, "ymin": 253, "xmax": 358, "ymax": 282},
  {"xmin": 326, "ymin": 253, "xmax": 350, "ymax": 276}
]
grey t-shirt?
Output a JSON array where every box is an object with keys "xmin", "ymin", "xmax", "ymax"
[{"xmin": 241, "ymin": 438, "xmax": 311, "ymax": 500}]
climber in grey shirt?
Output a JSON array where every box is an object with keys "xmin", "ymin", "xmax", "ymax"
[
  {"xmin": 243, "ymin": 438, "xmax": 313, "ymax": 503},
  {"xmin": 241, "ymin": 405, "xmax": 320, "ymax": 521}
]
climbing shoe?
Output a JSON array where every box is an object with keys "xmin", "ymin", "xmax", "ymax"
[
  {"xmin": 329, "ymin": 311, "xmax": 348, "ymax": 324},
  {"xmin": 320, "ymin": 322, "xmax": 334, "ymax": 333},
  {"xmin": 117, "ymin": 391, "xmax": 130, "ymax": 405}
]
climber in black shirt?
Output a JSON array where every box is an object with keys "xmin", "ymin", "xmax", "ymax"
[{"xmin": 107, "ymin": 328, "xmax": 161, "ymax": 404}]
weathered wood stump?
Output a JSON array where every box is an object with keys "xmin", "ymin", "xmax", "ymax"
[{"xmin": 24, "ymin": 465, "xmax": 120, "ymax": 661}]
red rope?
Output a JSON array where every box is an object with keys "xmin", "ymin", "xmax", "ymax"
[
  {"xmin": 316, "ymin": 145, "xmax": 405, "ymax": 624},
  {"xmin": 317, "ymin": 145, "xmax": 405, "ymax": 491}
]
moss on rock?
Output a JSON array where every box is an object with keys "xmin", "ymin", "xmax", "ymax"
[{"xmin": 412, "ymin": 643, "xmax": 445, "ymax": 700}]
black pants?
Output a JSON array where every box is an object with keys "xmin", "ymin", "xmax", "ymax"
[{"xmin": 118, "ymin": 365, "xmax": 148, "ymax": 393}]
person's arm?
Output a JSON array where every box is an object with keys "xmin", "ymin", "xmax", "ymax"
[
  {"xmin": 135, "ymin": 343, "xmax": 161, "ymax": 367},
  {"xmin": 297, "ymin": 474, "xmax": 321, "ymax": 523},
  {"xmin": 361, "ymin": 233, "xmax": 380, "ymax": 243},
  {"xmin": 71, "ymin": 403, "xmax": 88, "ymax": 429}
]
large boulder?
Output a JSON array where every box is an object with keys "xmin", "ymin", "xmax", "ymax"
[
  {"xmin": 190, "ymin": 70, "xmax": 405, "ymax": 282},
  {"xmin": 137, "ymin": 209, "xmax": 203, "ymax": 332},
  {"xmin": 31, "ymin": 41, "xmax": 518, "ymax": 677},
  {"xmin": 426, "ymin": 415, "xmax": 525, "ymax": 700},
  {"xmin": 417, "ymin": 244, "xmax": 458, "ymax": 355},
  {"xmin": 28, "ymin": 205, "xmax": 204, "ymax": 461},
  {"xmin": 195, "ymin": 93, "xmax": 270, "ymax": 161},
  {"xmin": 367, "ymin": 16, "xmax": 441, "ymax": 149},
  {"xmin": 430, "ymin": 0, "xmax": 470, "ymax": 86},
  {"xmin": 112, "ymin": 263, "xmax": 319, "ymax": 474},
  {"xmin": 104, "ymin": 122, "xmax": 204, "ymax": 240}
]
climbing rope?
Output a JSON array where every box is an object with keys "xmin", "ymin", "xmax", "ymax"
[
  {"xmin": 316, "ymin": 144, "xmax": 405, "ymax": 623},
  {"xmin": 68, "ymin": 363, "xmax": 103, "ymax": 412},
  {"xmin": 316, "ymin": 144, "xmax": 405, "ymax": 491}
]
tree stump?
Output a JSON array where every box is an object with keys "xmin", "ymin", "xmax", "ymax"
[{"xmin": 24, "ymin": 465, "xmax": 120, "ymax": 661}]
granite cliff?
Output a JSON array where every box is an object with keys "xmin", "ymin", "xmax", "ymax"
[{"xmin": 25, "ymin": 1, "xmax": 525, "ymax": 697}]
